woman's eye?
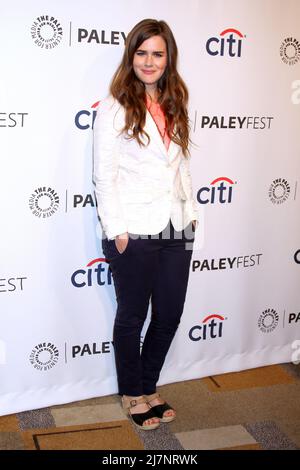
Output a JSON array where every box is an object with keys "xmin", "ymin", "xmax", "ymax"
[{"xmin": 135, "ymin": 51, "xmax": 163, "ymax": 57}]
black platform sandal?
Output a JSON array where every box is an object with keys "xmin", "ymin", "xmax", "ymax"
[
  {"xmin": 121, "ymin": 395, "xmax": 160, "ymax": 430},
  {"xmin": 145, "ymin": 392, "xmax": 176, "ymax": 423}
]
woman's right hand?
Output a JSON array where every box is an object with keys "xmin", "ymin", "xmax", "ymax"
[{"xmin": 115, "ymin": 232, "xmax": 129, "ymax": 254}]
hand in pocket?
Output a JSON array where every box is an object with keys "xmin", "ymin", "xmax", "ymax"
[{"xmin": 115, "ymin": 232, "xmax": 129, "ymax": 254}]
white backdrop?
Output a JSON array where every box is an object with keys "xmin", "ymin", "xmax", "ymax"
[{"xmin": 0, "ymin": 0, "xmax": 300, "ymax": 416}]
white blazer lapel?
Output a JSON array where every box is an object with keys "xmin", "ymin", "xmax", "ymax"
[
  {"xmin": 144, "ymin": 110, "xmax": 181, "ymax": 162},
  {"xmin": 144, "ymin": 110, "xmax": 168, "ymax": 158}
]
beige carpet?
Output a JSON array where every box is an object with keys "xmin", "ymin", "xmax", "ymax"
[{"xmin": 0, "ymin": 363, "xmax": 299, "ymax": 450}]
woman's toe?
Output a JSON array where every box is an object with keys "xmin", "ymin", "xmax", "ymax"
[{"xmin": 146, "ymin": 418, "xmax": 158, "ymax": 426}]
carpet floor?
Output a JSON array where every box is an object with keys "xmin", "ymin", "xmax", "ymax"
[{"xmin": 1, "ymin": 363, "xmax": 299, "ymax": 450}]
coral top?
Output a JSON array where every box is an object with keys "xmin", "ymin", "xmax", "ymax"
[{"xmin": 146, "ymin": 95, "xmax": 171, "ymax": 151}]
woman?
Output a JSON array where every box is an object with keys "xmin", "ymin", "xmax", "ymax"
[{"xmin": 93, "ymin": 18, "xmax": 199, "ymax": 430}]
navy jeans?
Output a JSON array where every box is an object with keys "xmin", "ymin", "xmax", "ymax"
[{"xmin": 102, "ymin": 218, "xmax": 195, "ymax": 396}]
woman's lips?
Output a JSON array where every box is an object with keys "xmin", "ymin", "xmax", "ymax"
[{"xmin": 141, "ymin": 69, "xmax": 155, "ymax": 75}]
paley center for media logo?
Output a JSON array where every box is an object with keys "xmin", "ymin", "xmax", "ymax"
[
  {"xmin": 196, "ymin": 176, "xmax": 236, "ymax": 205},
  {"xmin": 258, "ymin": 306, "xmax": 299, "ymax": 332},
  {"xmin": 268, "ymin": 178, "xmax": 291, "ymax": 205},
  {"xmin": 280, "ymin": 37, "xmax": 300, "ymax": 65},
  {"xmin": 71, "ymin": 258, "xmax": 113, "ymax": 288},
  {"xmin": 189, "ymin": 314, "xmax": 227, "ymax": 342},
  {"xmin": 294, "ymin": 249, "xmax": 300, "ymax": 264},
  {"xmin": 29, "ymin": 342, "xmax": 59, "ymax": 371},
  {"xmin": 31, "ymin": 15, "xmax": 63, "ymax": 49},
  {"xmin": 206, "ymin": 28, "xmax": 245, "ymax": 57},
  {"xmin": 28, "ymin": 185, "xmax": 98, "ymax": 215},
  {"xmin": 30, "ymin": 15, "xmax": 126, "ymax": 48},
  {"xmin": 258, "ymin": 308, "xmax": 279, "ymax": 333},
  {"xmin": 29, "ymin": 186, "xmax": 60, "ymax": 218}
]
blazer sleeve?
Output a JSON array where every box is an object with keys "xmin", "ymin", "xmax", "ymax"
[
  {"xmin": 93, "ymin": 97, "xmax": 128, "ymax": 240},
  {"xmin": 180, "ymin": 155, "xmax": 199, "ymax": 229}
]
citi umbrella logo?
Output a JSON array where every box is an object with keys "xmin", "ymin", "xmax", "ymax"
[
  {"xmin": 75, "ymin": 100, "xmax": 99, "ymax": 130},
  {"xmin": 189, "ymin": 314, "xmax": 227, "ymax": 341},
  {"xmin": 206, "ymin": 28, "xmax": 245, "ymax": 57},
  {"xmin": 196, "ymin": 176, "xmax": 236, "ymax": 205},
  {"xmin": 71, "ymin": 257, "xmax": 113, "ymax": 288}
]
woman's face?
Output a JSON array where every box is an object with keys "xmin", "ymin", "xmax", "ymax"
[{"xmin": 133, "ymin": 35, "xmax": 167, "ymax": 90}]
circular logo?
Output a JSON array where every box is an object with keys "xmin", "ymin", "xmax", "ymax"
[
  {"xmin": 280, "ymin": 37, "xmax": 300, "ymax": 65},
  {"xmin": 29, "ymin": 342, "xmax": 59, "ymax": 371},
  {"xmin": 258, "ymin": 309, "xmax": 279, "ymax": 333},
  {"xmin": 268, "ymin": 178, "xmax": 290, "ymax": 204},
  {"xmin": 29, "ymin": 186, "xmax": 59, "ymax": 218},
  {"xmin": 31, "ymin": 15, "xmax": 63, "ymax": 49},
  {"xmin": 294, "ymin": 249, "xmax": 300, "ymax": 264}
]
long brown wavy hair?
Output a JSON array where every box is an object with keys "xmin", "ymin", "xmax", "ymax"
[{"xmin": 110, "ymin": 19, "xmax": 191, "ymax": 157}]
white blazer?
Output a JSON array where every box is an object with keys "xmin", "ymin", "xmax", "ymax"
[{"xmin": 93, "ymin": 95, "xmax": 199, "ymax": 240}]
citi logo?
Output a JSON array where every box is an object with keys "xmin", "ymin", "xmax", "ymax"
[
  {"xmin": 206, "ymin": 28, "xmax": 245, "ymax": 57},
  {"xmin": 71, "ymin": 258, "xmax": 112, "ymax": 288},
  {"xmin": 75, "ymin": 100, "xmax": 99, "ymax": 130},
  {"xmin": 189, "ymin": 314, "xmax": 227, "ymax": 341},
  {"xmin": 197, "ymin": 177, "xmax": 236, "ymax": 204}
]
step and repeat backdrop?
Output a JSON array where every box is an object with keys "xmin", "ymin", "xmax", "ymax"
[{"xmin": 1, "ymin": 0, "xmax": 300, "ymax": 415}]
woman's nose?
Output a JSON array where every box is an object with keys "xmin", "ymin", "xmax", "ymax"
[{"xmin": 144, "ymin": 54, "xmax": 153, "ymax": 66}]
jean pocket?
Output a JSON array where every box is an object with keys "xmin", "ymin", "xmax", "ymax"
[{"xmin": 114, "ymin": 236, "xmax": 130, "ymax": 255}]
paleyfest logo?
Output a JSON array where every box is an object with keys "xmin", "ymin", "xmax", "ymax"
[{"xmin": 31, "ymin": 15, "xmax": 63, "ymax": 49}]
